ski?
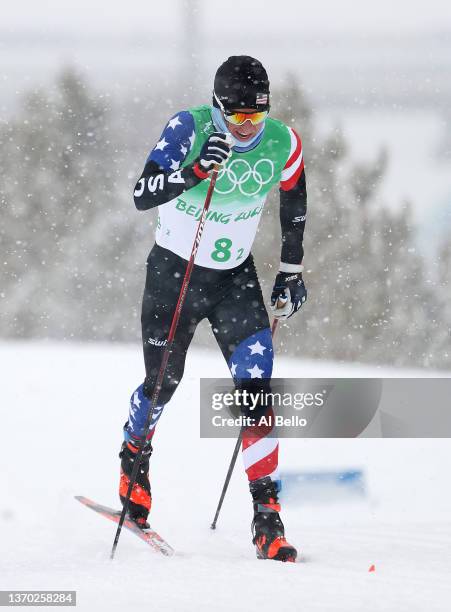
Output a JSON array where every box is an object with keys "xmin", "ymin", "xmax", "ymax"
[{"xmin": 75, "ymin": 496, "xmax": 174, "ymax": 557}]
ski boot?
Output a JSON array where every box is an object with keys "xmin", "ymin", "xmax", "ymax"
[
  {"xmin": 250, "ymin": 476, "xmax": 297, "ymax": 562},
  {"xmin": 119, "ymin": 440, "xmax": 152, "ymax": 529}
]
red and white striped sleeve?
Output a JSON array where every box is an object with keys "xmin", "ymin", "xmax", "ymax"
[{"xmin": 280, "ymin": 127, "xmax": 304, "ymax": 192}]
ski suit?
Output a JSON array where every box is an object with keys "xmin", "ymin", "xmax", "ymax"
[{"xmin": 125, "ymin": 105, "xmax": 307, "ymax": 484}]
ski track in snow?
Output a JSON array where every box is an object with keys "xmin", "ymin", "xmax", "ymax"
[{"xmin": 1, "ymin": 341, "xmax": 450, "ymax": 611}]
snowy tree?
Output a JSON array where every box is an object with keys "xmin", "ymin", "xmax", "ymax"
[
  {"xmin": 429, "ymin": 237, "xmax": 451, "ymax": 369},
  {"xmin": 0, "ymin": 69, "xmax": 448, "ymax": 370},
  {"xmin": 0, "ymin": 68, "xmax": 144, "ymax": 340},
  {"xmin": 254, "ymin": 78, "xmax": 445, "ymax": 369}
]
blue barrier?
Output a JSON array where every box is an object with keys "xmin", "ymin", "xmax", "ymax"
[{"xmin": 279, "ymin": 469, "xmax": 366, "ymax": 504}]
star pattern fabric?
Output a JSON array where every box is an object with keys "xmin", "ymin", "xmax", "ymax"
[
  {"xmin": 227, "ymin": 329, "xmax": 278, "ymax": 485},
  {"xmin": 228, "ymin": 328, "xmax": 273, "ymax": 381},
  {"xmin": 147, "ymin": 110, "xmax": 196, "ymax": 172},
  {"xmin": 133, "ymin": 390, "xmax": 141, "ymax": 407},
  {"xmin": 154, "ymin": 137, "xmax": 168, "ymax": 151},
  {"xmin": 125, "ymin": 383, "xmax": 165, "ymax": 440},
  {"xmin": 246, "ymin": 363, "xmax": 265, "ymax": 379},
  {"xmin": 167, "ymin": 115, "xmax": 182, "ymax": 130},
  {"xmin": 248, "ymin": 340, "xmax": 266, "ymax": 356}
]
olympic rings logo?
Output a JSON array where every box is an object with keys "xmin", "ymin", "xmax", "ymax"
[{"xmin": 214, "ymin": 158, "xmax": 275, "ymax": 196}]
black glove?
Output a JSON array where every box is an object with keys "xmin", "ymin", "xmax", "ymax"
[
  {"xmin": 198, "ymin": 132, "xmax": 232, "ymax": 172},
  {"xmin": 270, "ymin": 271, "xmax": 307, "ymax": 319}
]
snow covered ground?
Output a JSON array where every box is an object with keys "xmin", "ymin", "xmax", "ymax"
[{"xmin": 1, "ymin": 341, "xmax": 450, "ymax": 611}]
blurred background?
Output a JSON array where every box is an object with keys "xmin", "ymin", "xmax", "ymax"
[
  {"xmin": 2, "ymin": 7, "xmax": 451, "ymax": 607},
  {"xmin": 1, "ymin": 0, "xmax": 450, "ymax": 369}
]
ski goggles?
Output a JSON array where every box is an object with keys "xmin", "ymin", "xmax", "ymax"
[
  {"xmin": 214, "ymin": 92, "xmax": 269, "ymax": 125},
  {"xmin": 223, "ymin": 109, "xmax": 269, "ymax": 126}
]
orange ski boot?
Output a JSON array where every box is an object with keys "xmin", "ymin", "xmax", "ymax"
[
  {"xmin": 250, "ymin": 477, "xmax": 297, "ymax": 562},
  {"xmin": 119, "ymin": 440, "xmax": 152, "ymax": 529}
]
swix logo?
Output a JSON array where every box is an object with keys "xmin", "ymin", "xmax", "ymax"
[{"xmin": 147, "ymin": 337, "xmax": 167, "ymax": 347}]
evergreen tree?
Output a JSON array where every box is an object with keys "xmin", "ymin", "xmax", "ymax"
[
  {"xmin": 0, "ymin": 68, "xmax": 144, "ymax": 340},
  {"xmin": 430, "ymin": 237, "xmax": 451, "ymax": 369},
  {"xmin": 0, "ymin": 69, "xmax": 448, "ymax": 371},
  {"xmin": 254, "ymin": 78, "xmax": 443, "ymax": 368}
]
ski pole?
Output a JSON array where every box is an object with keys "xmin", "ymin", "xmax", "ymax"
[
  {"xmin": 210, "ymin": 318, "xmax": 279, "ymax": 530},
  {"xmin": 111, "ymin": 167, "xmax": 220, "ymax": 559},
  {"xmin": 210, "ymin": 430, "xmax": 242, "ymax": 530}
]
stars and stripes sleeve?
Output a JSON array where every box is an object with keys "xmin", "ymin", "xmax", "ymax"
[
  {"xmin": 133, "ymin": 111, "xmax": 203, "ymax": 211},
  {"xmin": 147, "ymin": 111, "xmax": 195, "ymax": 172},
  {"xmin": 279, "ymin": 127, "xmax": 307, "ymax": 268}
]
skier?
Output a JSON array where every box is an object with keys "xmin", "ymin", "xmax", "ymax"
[{"xmin": 120, "ymin": 56, "xmax": 307, "ymax": 562}]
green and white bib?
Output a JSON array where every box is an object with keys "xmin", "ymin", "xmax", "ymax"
[{"xmin": 155, "ymin": 105, "xmax": 292, "ymax": 269}]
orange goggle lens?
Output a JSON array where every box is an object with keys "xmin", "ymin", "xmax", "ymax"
[{"xmin": 224, "ymin": 110, "xmax": 268, "ymax": 126}]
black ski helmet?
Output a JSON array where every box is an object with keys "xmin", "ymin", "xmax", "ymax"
[{"xmin": 213, "ymin": 56, "xmax": 270, "ymax": 112}]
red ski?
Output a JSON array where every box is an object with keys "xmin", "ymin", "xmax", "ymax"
[{"xmin": 75, "ymin": 496, "xmax": 174, "ymax": 557}]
